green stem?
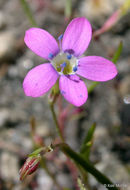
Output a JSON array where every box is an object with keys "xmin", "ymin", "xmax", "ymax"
[
  {"xmin": 88, "ymin": 82, "xmax": 99, "ymax": 94},
  {"xmin": 65, "ymin": 0, "xmax": 72, "ymax": 19},
  {"xmin": 49, "ymin": 102, "xmax": 64, "ymax": 142},
  {"xmin": 56, "ymin": 143, "xmax": 119, "ymax": 190},
  {"xmin": 20, "ymin": 0, "xmax": 37, "ymax": 27}
]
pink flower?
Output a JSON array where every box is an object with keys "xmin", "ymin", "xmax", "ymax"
[{"xmin": 23, "ymin": 17, "xmax": 117, "ymax": 107}]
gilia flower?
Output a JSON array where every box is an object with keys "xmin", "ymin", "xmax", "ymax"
[{"xmin": 23, "ymin": 17, "xmax": 117, "ymax": 107}]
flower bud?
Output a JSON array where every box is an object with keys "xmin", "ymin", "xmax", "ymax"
[{"xmin": 19, "ymin": 155, "xmax": 41, "ymax": 180}]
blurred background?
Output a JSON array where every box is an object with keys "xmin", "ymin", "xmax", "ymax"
[{"xmin": 0, "ymin": 0, "xmax": 130, "ymax": 189}]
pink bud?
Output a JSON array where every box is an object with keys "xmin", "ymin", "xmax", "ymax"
[
  {"xmin": 19, "ymin": 155, "xmax": 41, "ymax": 180},
  {"xmin": 93, "ymin": 9, "xmax": 121, "ymax": 38}
]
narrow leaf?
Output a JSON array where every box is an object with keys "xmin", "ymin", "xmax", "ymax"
[
  {"xmin": 112, "ymin": 41, "xmax": 123, "ymax": 64},
  {"xmin": 20, "ymin": 0, "xmax": 37, "ymax": 27},
  {"xmin": 59, "ymin": 143, "xmax": 119, "ymax": 190},
  {"xmin": 80, "ymin": 123, "xmax": 96, "ymax": 159},
  {"xmin": 29, "ymin": 147, "xmax": 44, "ymax": 157}
]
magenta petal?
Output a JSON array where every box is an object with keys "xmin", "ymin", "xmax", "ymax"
[
  {"xmin": 62, "ymin": 17, "xmax": 92, "ymax": 57},
  {"xmin": 59, "ymin": 75, "xmax": 88, "ymax": 107},
  {"xmin": 23, "ymin": 63, "xmax": 59, "ymax": 97},
  {"xmin": 77, "ymin": 56, "xmax": 118, "ymax": 81},
  {"xmin": 24, "ymin": 28, "xmax": 59, "ymax": 60}
]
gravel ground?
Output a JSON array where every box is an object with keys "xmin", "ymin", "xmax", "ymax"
[{"xmin": 0, "ymin": 0, "xmax": 130, "ymax": 190}]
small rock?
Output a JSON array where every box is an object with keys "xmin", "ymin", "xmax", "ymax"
[
  {"xmin": 0, "ymin": 11, "xmax": 7, "ymax": 30},
  {"xmin": 89, "ymin": 126, "xmax": 130, "ymax": 189},
  {"xmin": 0, "ymin": 151, "xmax": 19, "ymax": 181},
  {"xmin": 119, "ymin": 75, "xmax": 130, "ymax": 97},
  {"xmin": 80, "ymin": 0, "xmax": 124, "ymax": 24},
  {"xmin": 0, "ymin": 108, "xmax": 10, "ymax": 127},
  {"xmin": 0, "ymin": 31, "xmax": 16, "ymax": 62},
  {"xmin": 57, "ymin": 173, "xmax": 72, "ymax": 188},
  {"xmin": 37, "ymin": 170, "xmax": 53, "ymax": 190}
]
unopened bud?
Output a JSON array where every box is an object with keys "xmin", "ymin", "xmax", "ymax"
[
  {"xmin": 19, "ymin": 145, "xmax": 53, "ymax": 180},
  {"xmin": 19, "ymin": 155, "xmax": 41, "ymax": 180}
]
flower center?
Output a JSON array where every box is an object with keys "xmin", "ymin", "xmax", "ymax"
[{"xmin": 50, "ymin": 52, "xmax": 78, "ymax": 75}]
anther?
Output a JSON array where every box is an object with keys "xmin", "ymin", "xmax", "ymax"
[
  {"xmin": 73, "ymin": 66, "xmax": 77, "ymax": 72},
  {"xmin": 48, "ymin": 53, "xmax": 54, "ymax": 59},
  {"xmin": 67, "ymin": 54, "xmax": 72, "ymax": 60}
]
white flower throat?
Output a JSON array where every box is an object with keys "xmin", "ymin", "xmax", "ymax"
[
  {"xmin": 49, "ymin": 34, "xmax": 78, "ymax": 75},
  {"xmin": 50, "ymin": 52, "xmax": 78, "ymax": 75}
]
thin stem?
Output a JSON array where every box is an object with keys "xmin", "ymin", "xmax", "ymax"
[
  {"xmin": 20, "ymin": 0, "xmax": 37, "ymax": 27},
  {"xmin": 49, "ymin": 102, "xmax": 64, "ymax": 142},
  {"xmin": 65, "ymin": 0, "xmax": 72, "ymax": 19},
  {"xmin": 55, "ymin": 143, "xmax": 119, "ymax": 190}
]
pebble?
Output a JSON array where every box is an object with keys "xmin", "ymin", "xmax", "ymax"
[
  {"xmin": 0, "ymin": 31, "xmax": 16, "ymax": 62},
  {"xmin": 80, "ymin": 0, "xmax": 124, "ymax": 24},
  {"xmin": 37, "ymin": 170, "xmax": 53, "ymax": 190},
  {"xmin": 89, "ymin": 127, "xmax": 130, "ymax": 189},
  {"xmin": 0, "ymin": 108, "xmax": 10, "ymax": 128},
  {"xmin": 0, "ymin": 11, "xmax": 7, "ymax": 30},
  {"xmin": 119, "ymin": 75, "xmax": 130, "ymax": 97},
  {"xmin": 0, "ymin": 151, "xmax": 19, "ymax": 181}
]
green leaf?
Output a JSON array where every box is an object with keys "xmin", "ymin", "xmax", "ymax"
[
  {"xmin": 121, "ymin": 0, "xmax": 130, "ymax": 15},
  {"xmin": 88, "ymin": 82, "xmax": 99, "ymax": 94},
  {"xmin": 29, "ymin": 147, "xmax": 44, "ymax": 157},
  {"xmin": 20, "ymin": 0, "xmax": 37, "ymax": 27},
  {"xmin": 29, "ymin": 145, "xmax": 53, "ymax": 157},
  {"xmin": 112, "ymin": 41, "xmax": 123, "ymax": 64},
  {"xmin": 80, "ymin": 123, "xmax": 96, "ymax": 160},
  {"xmin": 59, "ymin": 143, "xmax": 119, "ymax": 190}
]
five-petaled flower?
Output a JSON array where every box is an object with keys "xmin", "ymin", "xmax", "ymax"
[{"xmin": 23, "ymin": 17, "xmax": 117, "ymax": 106}]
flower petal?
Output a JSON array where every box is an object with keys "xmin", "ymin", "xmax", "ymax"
[
  {"xmin": 77, "ymin": 56, "xmax": 118, "ymax": 81},
  {"xmin": 24, "ymin": 28, "xmax": 59, "ymax": 60},
  {"xmin": 59, "ymin": 75, "xmax": 88, "ymax": 107},
  {"xmin": 23, "ymin": 63, "xmax": 59, "ymax": 97},
  {"xmin": 62, "ymin": 17, "xmax": 92, "ymax": 57}
]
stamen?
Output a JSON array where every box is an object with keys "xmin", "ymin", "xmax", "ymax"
[
  {"xmin": 58, "ymin": 34, "xmax": 63, "ymax": 50},
  {"xmin": 48, "ymin": 53, "xmax": 54, "ymax": 59},
  {"xmin": 58, "ymin": 34, "xmax": 63, "ymax": 41},
  {"xmin": 73, "ymin": 66, "xmax": 77, "ymax": 72},
  {"xmin": 67, "ymin": 54, "xmax": 72, "ymax": 60}
]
